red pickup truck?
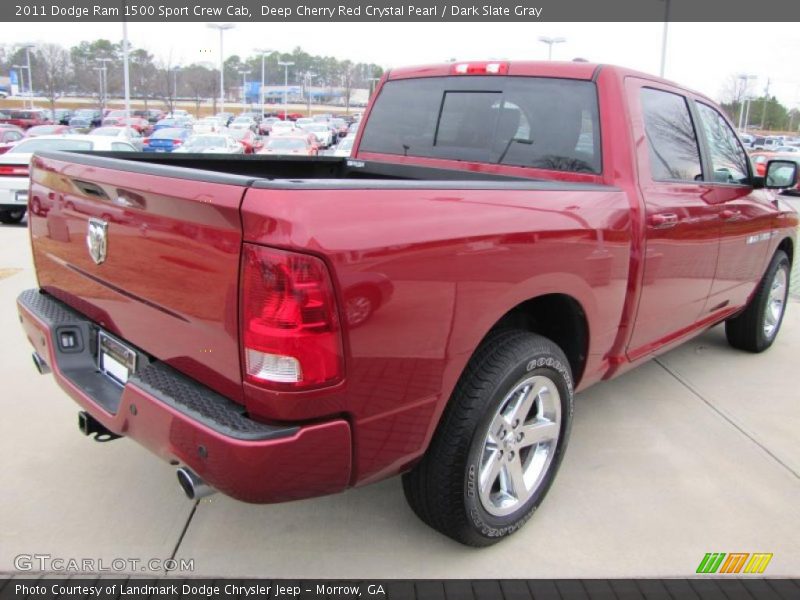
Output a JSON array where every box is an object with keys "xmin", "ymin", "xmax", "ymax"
[{"xmin": 17, "ymin": 61, "xmax": 798, "ymax": 546}]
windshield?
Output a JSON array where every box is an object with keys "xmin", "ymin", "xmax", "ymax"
[
  {"xmin": 185, "ymin": 136, "xmax": 227, "ymax": 149},
  {"xmin": 153, "ymin": 128, "xmax": 186, "ymax": 139},
  {"xmin": 267, "ymin": 138, "xmax": 306, "ymax": 150},
  {"xmin": 10, "ymin": 138, "xmax": 93, "ymax": 153},
  {"xmin": 91, "ymin": 127, "xmax": 122, "ymax": 136}
]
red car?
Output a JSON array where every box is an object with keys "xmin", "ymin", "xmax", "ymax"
[
  {"xmin": 17, "ymin": 61, "xmax": 798, "ymax": 547},
  {"xmin": 257, "ymin": 134, "xmax": 318, "ymax": 156},
  {"xmin": 0, "ymin": 109, "xmax": 51, "ymax": 129},
  {"xmin": 227, "ymin": 128, "xmax": 263, "ymax": 154}
]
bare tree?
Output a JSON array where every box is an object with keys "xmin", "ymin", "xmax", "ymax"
[{"xmin": 35, "ymin": 44, "xmax": 71, "ymax": 115}]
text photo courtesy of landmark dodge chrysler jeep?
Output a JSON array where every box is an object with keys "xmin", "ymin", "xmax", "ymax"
[{"xmin": 17, "ymin": 61, "xmax": 797, "ymax": 546}]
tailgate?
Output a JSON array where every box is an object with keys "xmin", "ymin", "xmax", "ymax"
[{"xmin": 28, "ymin": 151, "xmax": 252, "ymax": 402}]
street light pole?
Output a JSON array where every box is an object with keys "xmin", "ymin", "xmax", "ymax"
[
  {"xmin": 238, "ymin": 69, "xmax": 250, "ymax": 109},
  {"xmin": 98, "ymin": 58, "xmax": 113, "ymax": 112},
  {"xmin": 737, "ymin": 74, "xmax": 757, "ymax": 132},
  {"xmin": 22, "ymin": 44, "xmax": 36, "ymax": 108},
  {"xmin": 207, "ymin": 23, "xmax": 235, "ymax": 114},
  {"xmin": 538, "ymin": 36, "xmax": 565, "ymax": 61},
  {"xmin": 94, "ymin": 67, "xmax": 105, "ymax": 111},
  {"xmin": 122, "ymin": 21, "xmax": 131, "ymax": 118},
  {"xmin": 304, "ymin": 71, "xmax": 316, "ymax": 116},
  {"xmin": 278, "ymin": 61, "xmax": 294, "ymax": 120},
  {"xmin": 659, "ymin": 0, "xmax": 670, "ymax": 77},
  {"xmin": 255, "ymin": 49, "xmax": 273, "ymax": 118}
]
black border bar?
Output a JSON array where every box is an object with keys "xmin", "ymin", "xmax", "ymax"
[
  {"xmin": 1, "ymin": 579, "xmax": 800, "ymax": 600},
  {"xmin": 4, "ymin": 0, "xmax": 800, "ymax": 22}
]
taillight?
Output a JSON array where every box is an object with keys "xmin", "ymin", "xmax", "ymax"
[
  {"xmin": 0, "ymin": 165, "xmax": 28, "ymax": 176},
  {"xmin": 142, "ymin": 138, "xmax": 150, "ymax": 144},
  {"xmin": 173, "ymin": 139, "xmax": 183, "ymax": 145},
  {"xmin": 451, "ymin": 61, "xmax": 509, "ymax": 75},
  {"xmin": 241, "ymin": 244, "xmax": 343, "ymax": 390}
]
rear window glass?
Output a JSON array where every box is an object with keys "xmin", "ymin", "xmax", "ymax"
[{"xmin": 359, "ymin": 76, "xmax": 601, "ymax": 174}]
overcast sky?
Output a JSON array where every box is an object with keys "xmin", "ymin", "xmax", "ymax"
[{"xmin": 5, "ymin": 21, "xmax": 800, "ymax": 106}]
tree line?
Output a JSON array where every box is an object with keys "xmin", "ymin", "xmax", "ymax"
[{"xmin": 0, "ymin": 40, "xmax": 384, "ymax": 114}]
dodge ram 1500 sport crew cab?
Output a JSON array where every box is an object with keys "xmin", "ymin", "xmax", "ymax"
[{"xmin": 17, "ymin": 61, "xmax": 798, "ymax": 546}]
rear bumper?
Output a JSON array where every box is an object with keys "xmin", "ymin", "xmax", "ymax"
[{"xmin": 17, "ymin": 289, "xmax": 352, "ymax": 503}]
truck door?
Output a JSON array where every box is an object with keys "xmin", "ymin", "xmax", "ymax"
[
  {"xmin": 692, "ymin": 101, "xmax": 775, "ymax": 312},
  {"xmin": 626, "ymin": 81, "xmax": 720, "ymax": 358}
]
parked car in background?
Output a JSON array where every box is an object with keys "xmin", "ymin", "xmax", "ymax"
[
  {"xmin": 294, "ymin": 117, "xmax": 314, "ymax": 127},
  {"xmin": 153, "ymin": 117, "xmax": 192, "ymax": 132},
  {"xmin": 227, "ymin": 128, "xmax": 263, "ymax": 154},
  {"xmin": 69, "ymin": 109, "xmax": 103, "ymax": 130},
  {"xmin": 172, "ymin": 133, "xmax": 244, "ymax": 154},
  {"xmin": 134, "ymin": 109, "xmax": 164, "ymax": 124},
  {"xmin": 0, "ymin": 127, "xmax": 25, "ymax": 154},
  {"xmin": 229, "ymin": 116, "xmax": 257, "ymax": 132},
  {"xmin": 193, "ymin": 117, "xmax": 226, "ymax": 134},
  {"xmin": 751, "ymin": 136, "xmax": 783, "ymax": 151},
  {"xmin": 259, "ymin": 117, "xmax": 281, "ymax": 135},
  {"xmin": 270, "ymin": 121, "xmax": 303, "ymax": 136},
  {"xmin": 347, "ymin": 121, "xmax": 360, "ymax": 136},
  {"xmin": 215, "ymin": 112, "xmax": 234, "ymax": 126},
  {"xmin": 25, "ymin": 125, "xmax": 77, "ymax": 137},
  {"xmin": 102, "ymin": 110, "xmax": 129, "ymax": 126},
  {"xmin": 773, "ymin": 146, "xmax": 799, "ymax": 153},
  {"xmin": 330, "ymin": 135, "xmax": 354, "ymax": 157},
  {"xmin": 0, "ymin": 134, "xmax": 136, "ymax": 224},
  {"xmin": 300, "ymin": 122, "xmax": 334, "ymax": 148},
  {"xmin": 749, "ymin": 152, "xmax": 776, "ymax": 176},
  {"xmin": 90, "ymin": 126, "xmax": 145, "ymax": 151},
  {"xmin": 0, "ymin": 109, "xmax": 51, "ymax": 129},
  {"xmin": 165, "ymin": 109, "xmax": 193, "ymax": 121},
  {"xmin": 329, "ymin": 118, "xmax": 349, "ymax": 139},
  {"xmin": 118, "ymin": 117, "xmax": 151, "ymax": 135},
  {"xmin": 141, "ymin": 127, "xmax": 191, "ymax": 152},
  {"xmin": 257, "ymin": 134, "xmax": 319, "ymax": 156},
  {"xmin": 739, "ymin": 133, "xmax": 754, "ymax": 146}
]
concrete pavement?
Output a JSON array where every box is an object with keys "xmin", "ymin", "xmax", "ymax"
[{"xmin": 1, "ymin": 221, "xmax": 798, "ymax": 578}]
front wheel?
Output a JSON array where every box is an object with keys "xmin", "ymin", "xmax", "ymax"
[
  {"xmin": 726, "ymin": 249, "xmax": 791, "ymax": 352},
  {"xmin": 402, "ymin": 331, "xmax": 573, "ymax": 546}
]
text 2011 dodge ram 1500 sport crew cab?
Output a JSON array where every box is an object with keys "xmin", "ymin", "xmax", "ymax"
[{"xmin": 17, "ymin": 61, "xmax": 798, "ymax": 546}]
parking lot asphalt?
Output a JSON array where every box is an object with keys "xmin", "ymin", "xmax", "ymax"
[{"xmin": 1, "ymin": 218, "xmax": 798, "ymax": 578}]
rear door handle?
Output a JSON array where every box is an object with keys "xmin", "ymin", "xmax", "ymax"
[
  {"xmin": 721, "ymin": 209, "xmax": 742, "ymax": 222},
  {"xmin": 649, "ymin": 213, "xmax": 679, "ymax": 229}
]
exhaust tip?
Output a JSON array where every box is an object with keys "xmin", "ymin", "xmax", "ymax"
[
  {"xmin": 176, "ymin": 467, "xmax": 215, "ymax": 501},
  {"xmin": 32, "ymin": 352, "xmax": 51, "ymax": 375}
]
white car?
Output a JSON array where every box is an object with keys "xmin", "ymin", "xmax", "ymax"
[
  {"xmin": 270, "ymin": 121, "xmax": 303, "ymax": 137},
  {"xmin": 331, "ymin": 136, "xmax": 354, "ymax": 157},
  {"xmin": 300, "ymin": 123, "xmax": 334, "ymax": 148},
  {"xmin": 193, "ymin": 117, "xmax": 225, "ymax": 134},
  {"xmin": 172, "ymin": 134, "xmax": 244, "ymax": 154},
  {"xmin": 0, "ymin": 134, "xmax": 136, "ymax": 224},
  {"xmin": 90, "ymin": 126, "xmax": 144, "ymax": 150},
  {"xmin": 229, "ymin": 117, "xmax": 256, "ymax": 131},
  {"xmin": 166, "ymin": 110, "xmax": 194, "ymax": 122}
]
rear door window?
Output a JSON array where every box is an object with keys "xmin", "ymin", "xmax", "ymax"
[
  {"xmin": 360, "ymin": 76, "xmax": 601, "ymax": 174},
  {"xmin": 640, "ymin": 88, "xmax": 703, "ymax": 182}
]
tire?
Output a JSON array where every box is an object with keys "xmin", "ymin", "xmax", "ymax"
[
  {"xmin": 0, "ymin": 209, "xmax": 25, "ymax": 224},
  {"xmin": 725, "ymin": 250, "xmax": 791, "ymax": 353},
  {"xmin": 402, "ymin": 330, "xmax": 573, "ymax": 546}
]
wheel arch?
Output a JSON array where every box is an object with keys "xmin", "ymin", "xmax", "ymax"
[{"xmin": 777, "ymin": 236, "xmax": 793, "ymax": 266}]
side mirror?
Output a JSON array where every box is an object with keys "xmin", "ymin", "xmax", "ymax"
[{"xmin": 765, "ymin": 160, "xmax": 798, "ymax": 189}]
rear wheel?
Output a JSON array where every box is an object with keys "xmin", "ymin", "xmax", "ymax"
[
  {"xmin": 402, "ymin": 330, "xmax": 573, "ymax": 546},
  {"xmin": 726, "ymin": 250, "xmax": 791, "ymax": 352},
  {"xmin": 0, "ymin": 209, "xmax": 25, "ymax": 224}
]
